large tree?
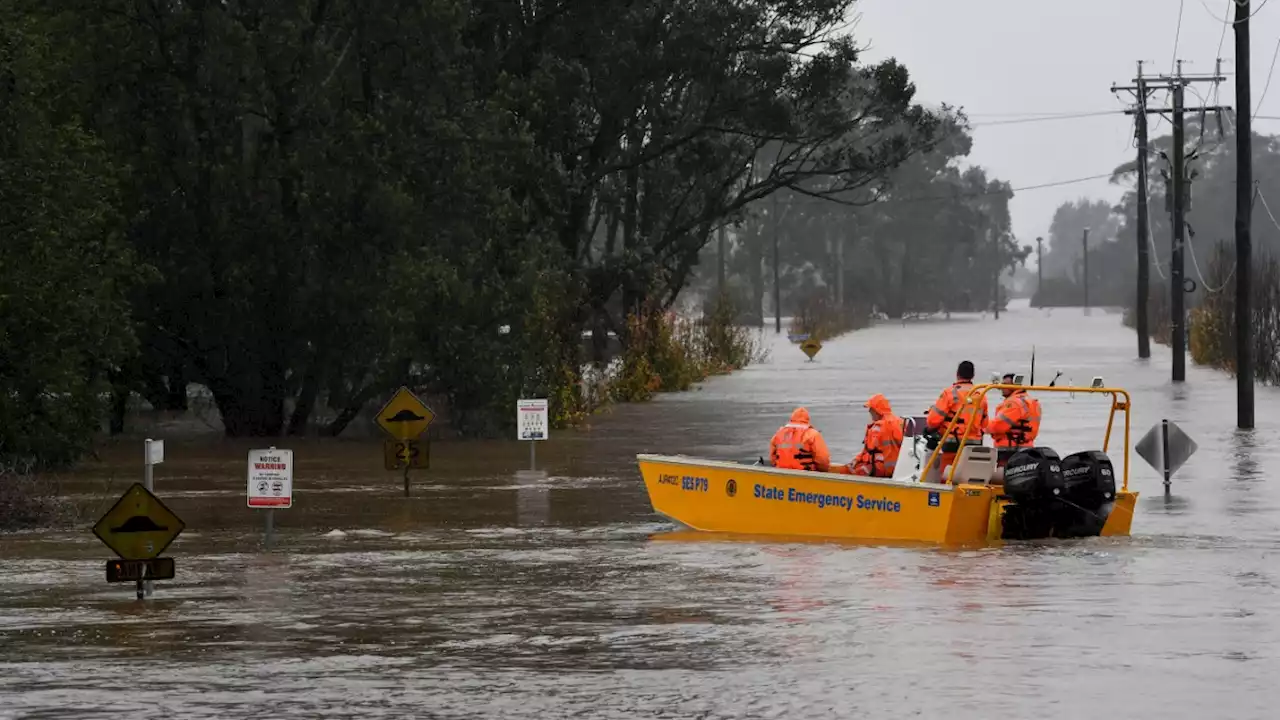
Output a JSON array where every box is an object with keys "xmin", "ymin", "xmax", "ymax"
[{"xmin": 0, "ymin": 9, "xmax": 142, "ymax": 467}]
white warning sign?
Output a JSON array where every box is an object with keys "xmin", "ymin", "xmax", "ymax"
[
  {"xmin": 517, "ymin": 399, "xmax": 549, "ymax": 441},
  {"xmin": 247, "ymin": 448, "xmax": 294, "ymax": 508}
]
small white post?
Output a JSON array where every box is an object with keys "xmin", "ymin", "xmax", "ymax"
[{"xmin": 141, "ymin": 438, "xmax": 159, "ymax": 599}]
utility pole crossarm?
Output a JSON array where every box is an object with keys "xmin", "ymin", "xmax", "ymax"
[{"xmin": 1123, "ymin": 105, "xmax": 1232, "ymax": 116}]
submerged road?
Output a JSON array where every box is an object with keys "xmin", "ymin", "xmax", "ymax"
[{"xmin": 2, "ymin": 299, "xmax": 1279, "ymax": 718}]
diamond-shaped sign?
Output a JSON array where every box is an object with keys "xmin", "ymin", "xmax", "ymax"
[
  {"xmin": 800, "ymin": 338, "xmax": 822, "ymax": 360},
  {"xmin": 92, "ymin": 483, "xmax": 186, "ymax": 561},
  {"xmin": 1135, "ymin": 419, "xmax": 1198, "ymax": 477},
  {"xmin": 375, "ymin": 386, "xmax": 435, "ymax": 440}
]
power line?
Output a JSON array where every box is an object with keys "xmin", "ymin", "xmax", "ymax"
[
  {"xmin": 964, "ymin": 109, "xmax": 1123, "ymax": 117},
  {"xmin": 969, "ymin": 111, "xmax": 1123, "ymax": 127},
  {"xmin": 883, "ymin": 173, "xmax": 1116, "ymax": 204},
  {"xmin": 1197, "ymin": 0, "xmax": 1270, "ymax": 24},
  {"xmin": 1255, "ymin": 37, "xmax": 1280, "ymax": 119},
  {"xmin": 1172, "ymin": 0, "xmax": 1186, "ymax": 74},
  {"xmin": 1215, "ymin": 0, "xmax": 1232, "ymax": 63},
  {"xmin": 784, "ymin": 172, "xmax": 1118, "ymax": 208}
]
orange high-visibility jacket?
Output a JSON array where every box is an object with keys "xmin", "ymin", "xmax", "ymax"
[
  {"xmin": 988, "ymin": 391, "xmax": 1042, "ymax": 448},
  {"xmin": 838, "ymin": 394, "xmax": 904, "ymax": 477},
  {"xmin": 926, "ymin": 381, "xmax": 989, "ymax": 441},
  {"xmin": 770, "ymin": 407, "xmax": 831, "ymax": 472}
]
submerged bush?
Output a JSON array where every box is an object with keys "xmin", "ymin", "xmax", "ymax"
[
  {"xmin": 1185, "ymin": 240, "xmax": 1280, "ymax": 383},
  {"xmin": 1122, "ymin": 278, "xmax": 1171, "ymax": 345},
  {"xmin": 787, "ymin": 292, "xmax": 865, "ymax": 342},
  {"xmin": 611, "ymin": 294, "xmax": 768, "ymax": 403}
]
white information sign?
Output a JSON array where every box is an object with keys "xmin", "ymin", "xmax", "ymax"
[
  {"xmin": 517, "ymin": 399, "xmax": 549, "ymax": 441},
  {"xmin": 247, "ymin": 448, "xmax": 294, "ymax": 508},
  {"xmin": 145, "ymin": 439, "xmax": 165, "ymax": 466}
]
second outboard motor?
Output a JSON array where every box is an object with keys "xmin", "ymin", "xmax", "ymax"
[
  {"xmin": 1002, "ymin": 447, "xmax": 1065, "ymax": 503},
  {"xmin": 1047, "ymin": 450, "xmax": 1119, "ymax": 537},
  {"xmin": 1060, "ymin": 450, "xmax": 1117, "ymax": 510}
]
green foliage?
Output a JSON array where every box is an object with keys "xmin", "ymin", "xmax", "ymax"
[
  {"xmin": 5, "ymin": 0, "xmax": 1008, "ymax": 469},
  {"xmin": 1183, "ymin": 241, "xmax": 1280, "ymax": 384},
  {"xmin": 0, "ymin": 11, "xmax": 143, "ymax": 468},
  {"xmin": 612, "ymin": 298, "xmax": 767, "ymax": 403}
]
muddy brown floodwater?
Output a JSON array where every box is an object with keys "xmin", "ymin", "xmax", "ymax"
[{"xmin": 3, "ymin": 300, "xmax": 1280, "ymax": 719}]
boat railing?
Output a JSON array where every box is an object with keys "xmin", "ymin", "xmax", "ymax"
[{"xmin": 920, "ymin": 383, "xmax": 1132, "ymax": 491}]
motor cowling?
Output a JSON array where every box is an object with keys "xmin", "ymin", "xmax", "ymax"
[
  {"xmin": 1002, "ymin": 447, "xmax": 1065, "ymax": 503},
  {"xmin": 1059, "ymin": 450, "xmax": 1117, "ymax": 510}
]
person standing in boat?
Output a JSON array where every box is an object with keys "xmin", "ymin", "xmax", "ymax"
[
  {"xmin": 834, "ymin": 394, "xmax": 903, "ymax": 477},
  {"xmin": 987, "ymin": 372, "xmax": 1041, "ymax": 454},
  {"xmin": 770, "ymin": 407, "xmax": 831, "ymax": 472},
  {"xmin": 925, "ymin": 360, "xmax": 989, "ymax": 479}
]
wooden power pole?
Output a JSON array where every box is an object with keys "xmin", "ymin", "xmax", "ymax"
[
  {"xmin": 1235, "ymin": 0, "xmax": 1255, "ymax": 428},
  {"xmin": 1082, "ymin": 227, "xmax": 1091, "ymax": 313},
  {"xmin": 1134, "ymin": 62, "xmax": 1152, "ymax": 359},
  {"xmin": 1113, "ymin": 61, "xmax": 1227, "ymax": 382}
]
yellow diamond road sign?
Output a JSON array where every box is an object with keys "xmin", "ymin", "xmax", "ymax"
[
  {"xmin": 92, "ymin": 483, "xmax": 186, "ymax": 561},
  {"xmin": 800, "ymin": 338, "xmax": 822, "ymax": 360},
  {"xmin": 376, "ymin": 386, "xmax": 435, "ymax": 440}
]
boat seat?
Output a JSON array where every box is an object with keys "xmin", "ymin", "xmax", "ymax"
[{"xmin": 949, "ymin": 445, "xmax": 996, "ymax": 485}]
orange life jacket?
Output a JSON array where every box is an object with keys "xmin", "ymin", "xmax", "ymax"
[
  {"xmin": 927, "ymin": 381, "xmax": 988, "ymax": 441},
  {"xmin": 989, "ymin": 391, "xmax": 1041, "ymax": 448},
  {"xmin": 770, "ymin": 408, "xmax": 831, "ymax": 472},
  {"xmin": 854, "ymin": 414, "xmax": 904, "ymax": 477}
]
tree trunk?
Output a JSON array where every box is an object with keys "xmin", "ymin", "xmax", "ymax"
[
  {"xmin": 748, "ymin": 222, "xmax": 764, "ymax": 325},
  {"xmin": 109, "ymin": 380, "xmax": 129, "ymax": 436},
  {"xmin": 287, "ymin": 358, "xmax": 324, "ymax": 436},
  {"xmin": 206, "ymin": 356, "xmax": 288, "ymax": 437},
  {"xmin": 164, "ymin": 366, "xmax": 188, "ymax": 411}
]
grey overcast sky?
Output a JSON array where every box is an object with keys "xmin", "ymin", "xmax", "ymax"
[{"xmin": 856, "ymin": 0, "xmax": 1280, "ymax": 250}]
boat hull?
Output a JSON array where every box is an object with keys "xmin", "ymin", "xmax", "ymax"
[{"xmin": 638, "ymin": 454, "xmax": 1137, "ymax": 545}]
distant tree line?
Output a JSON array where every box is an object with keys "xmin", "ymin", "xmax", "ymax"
[
  {"xmin": 1, "ymin": 0, "xmax": 1026, "ymax": 469},
  {"xmin": 697, "ymin": 116, "xmax": 1029, "ymax": 321},
  {"xmin": 1037, "ymin": 116, "xmax": 1280, "ymax": 312}
]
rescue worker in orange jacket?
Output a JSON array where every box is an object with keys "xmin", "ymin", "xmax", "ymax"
[
  {"xmin": 925, "ymin": 360, "xmax": 989, "ymax": 479},
  {"xmin": 835, "ymin": 394, "xmax": 904, "ymax": 477},
  {"xmin": 987, "ymin": 372, "xmax": 1042, "ymax": 449},
  {"xmin": 770, "ymin": 407, "xmax": 831, "ymax": 472}
]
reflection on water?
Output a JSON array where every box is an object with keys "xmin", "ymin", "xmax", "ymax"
[{"xmin": 3, "ymin": 301, "xmax": 1280, "ymax": 718}]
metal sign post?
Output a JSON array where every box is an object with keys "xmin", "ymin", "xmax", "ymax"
[
  {"xmin": 1135, "ymin": 419, "xmax": 1198, "ymax": 493},
  {"xmin": 141, "ymin": 439, "xmax": 163, "ymax": 598}
]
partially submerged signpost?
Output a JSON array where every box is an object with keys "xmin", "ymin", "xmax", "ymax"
[
  {"xmin": 1135, "ymin": 419, "xmax": 1199, "ymax": 493},
  {"xmin": 93, "ymin": 438, "xmax": 183, "ymax": 600},
  {"xmin": 377, "ymin": 386, "xmax": 435, "ymax": 495},
  {"xmin": 517, "ymin": 398, "xmax": 549, "ymax": 477},
  {"xmin": 248, "ymin": 446, "xmax": 294, "ymax": 548}
]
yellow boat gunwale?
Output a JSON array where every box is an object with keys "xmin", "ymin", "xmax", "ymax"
[
  {"xmin": 635, "ymin": 453, "xmax": 960, "ymax": 493},
  {"xmin": 923, "ymin": 382, "xmax": 1133, "ymax": 490}
]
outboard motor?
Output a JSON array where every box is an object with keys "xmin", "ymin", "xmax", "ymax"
[
  {"xmin": 1060, "ymin": 450, "xmax": 1117, "ymax": 510},
  {"xmin": 999, "ymin": 447, "xmax": 1065, "ymax": 541},
  {"xmin": 1048, "ymin": 450, "xmax": 1118, "ymax": 537},
  {"xmin": 1002, "ymin": 447, "xmax": 1065, "ymax": 503}
]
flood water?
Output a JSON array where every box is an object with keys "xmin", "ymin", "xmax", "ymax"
[{"xmin": 3, "ymin": 300, "xmax": 1280, "ymax": 718}]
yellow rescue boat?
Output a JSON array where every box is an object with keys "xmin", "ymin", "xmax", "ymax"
[{"xmin": 637, "ymin": 382, "xmax": 1139, "ymax": 544}]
